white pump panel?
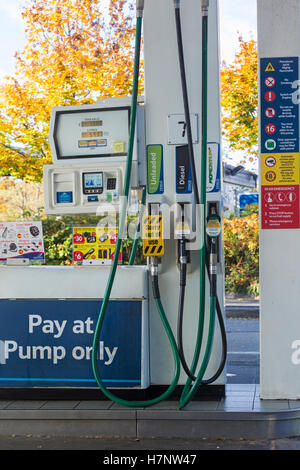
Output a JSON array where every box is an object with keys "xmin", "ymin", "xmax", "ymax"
[
  {"xmin": 143, "ymin": 0, "xmax": 225, "ymax": 386},
  {"xmin": 54, "ymin": 107, "xmax": 130, "ymax": 160},
  {"xmin": 45, "ymin": 97, "xmax": 145, "ymax": 215},
  {"xmin": 43, "ymin": 162, "xmax": 124, "ymax": 215},
  {"xmin": 49, "ymin": 97, "xmax": 144, "ymax": 165}
]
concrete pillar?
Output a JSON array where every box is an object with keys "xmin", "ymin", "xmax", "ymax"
[{"xmin": 258, "ymin": 0, "xmax": 300, "ymax": 398}]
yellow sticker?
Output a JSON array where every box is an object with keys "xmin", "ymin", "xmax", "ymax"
[
  {"xmin": 113, "ymin": 142, "xmax": 125, "ymax": 153},
  {"xmin": 73, "ymin": 226, "xmax": 119, "ymax": 264},
  {"xmin": 142, "ymin": 215, "xmax": 164, "ymax": 257},
  {"xmin": 261, "ymin": 153, "xmax": 300, "ymax": 186}
]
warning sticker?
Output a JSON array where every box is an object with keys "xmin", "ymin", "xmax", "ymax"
[
  {"xmin": 142, "ymin": 215, "xmax": 164, "ymax": 257},
  {"xmin": 73, "ymin": 226, "xmax": 120, "ymax": 265},
  {"xmin": 264, "ymin": 76, "xmax": 276, "ymax": 88},
  {"xmin": 261, "ymin": 185, "xmax": 300, "ymax": 229},
  {"xmin": 265, "ymin": 62, "xmax": 275, "ymax": 72},
  {"xmin": 261, "ymin": 57, "xmax": 299, "ymax": 154},
  {"xmin": 261, "ymin": 153, "xmax": 300, "ymax": 186},
  {"xmin": 260, "ymin": 57, "xmax": 300, "ymax": 229}
]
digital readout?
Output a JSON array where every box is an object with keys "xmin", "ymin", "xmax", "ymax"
[
  {"xmin": 84, "ymin": 173, "xmax": 103, "ymax": 188},
  {"xmin": 82, "ymin": 131, "xmax": 103, "ymax": 138},
  {"xmin": 81, "ymin": 120, "xmax": 103, "ymax": 127},
  {"xmin": 78, "ymin": 139, "xmax": 107, "ymax": 148}
]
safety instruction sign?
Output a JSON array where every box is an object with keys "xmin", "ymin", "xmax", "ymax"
[
  {"xmin": 73, "ymin": 226, "xmax": 121, "ymax": 265},
  {"xmin": 261, "ymin": 57, "xmax": 299, "ymax": 154},
  {"xmin": 261, "ymin": 185, "xmax": 299, "ymax": 229},
  {"xmin": 142, "ymin": 215, "xmax": 164, "ymax": 257},
  {"xmin": 261, "ymin": 153, "xmax": 299, "ymax": 186},
  {"xmin": 260, "ymin": 57, "xmax": 300, "ymax": 229},
  {"xmin": 0, "ymin": 221, "xmax": 45, "ymax": 262}
]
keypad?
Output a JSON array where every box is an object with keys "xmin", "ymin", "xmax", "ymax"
[{"xmin": 107, "ymin": 178, "xmax": 116, "ymax": 190}]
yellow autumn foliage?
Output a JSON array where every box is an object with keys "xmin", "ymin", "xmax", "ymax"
[
  {"xmin": 0, "ymin": 0, "xmax": 142, "ymax": 181},
  {"xmin": 221, "ymin": 36, "xmax": 258, "ymax": 162}
]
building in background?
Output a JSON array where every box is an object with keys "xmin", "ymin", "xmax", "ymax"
[{"xmin": 223, "ymin": 163, "xmax": 258, "ymax": 217}]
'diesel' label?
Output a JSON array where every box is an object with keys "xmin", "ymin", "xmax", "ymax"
[{"xmin": 176, "ymin": 145, "xmax": 192, "ymax": 194}]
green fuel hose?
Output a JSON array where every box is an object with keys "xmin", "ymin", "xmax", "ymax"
[
  {"xmin": 91, "ymin": 14, "xmax": 181, "ymax": 408},
  {"xmin": 174, "ymin": 4, "xmax": 206, "ymax": 389},
  {"xmin": 174, "ymin": 2, "xmax": 223, "ymax": 409},
  {"xmin": 179, "ymin": 295, "xmax": 216, "ymax": 408}
]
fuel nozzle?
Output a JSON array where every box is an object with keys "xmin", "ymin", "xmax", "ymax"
[
  {"xmin": 206, "ymin": 205, "xmax": 221, "ymax": 297},
  {"xmin": 176, "ymin": 203, "xmax": 191, "ymax": 286},
  {"xmin": 201, "ymin": 0, "xmax": 209, "ymax": 16},
  {"xmin": 150, "ymin": 257, "xmax": 160, "ymax": 299},
  {"xmin": 178, "ymin": 238, "xmax": 188, "ymax": 288},
  {"xmin": 206, "ymin": 205, "xmax": 221, "ymax": 239},
  {"xmin": 136, "ymin": 0, "xmax": 145, "ymax": 17}
]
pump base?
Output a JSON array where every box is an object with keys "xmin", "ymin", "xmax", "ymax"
[{"xmin": 0, "ymin": 385, "xmax": 225, "ymax": 401}]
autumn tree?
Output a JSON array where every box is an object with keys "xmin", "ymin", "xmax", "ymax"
[
  {"xmin": 0, "ymin": 0, "xmax": 140, "ymax": 181},
  {"xmin": 221, "ymin": 37, "xmax": 258, "ymax": 163},
  {"xmin": 0, "ymin": 177, "xmax": 44, "ymax": 220}
]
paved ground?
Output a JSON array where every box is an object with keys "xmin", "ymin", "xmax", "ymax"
[
  {"xmin": 226, "ymin": 297, "xmax": 259, "ymax": 319},
  {"xmin": 0, "ymin": 316, "xmax": 293, "ymax": 451},
  {"xmin": 0, "ymin": 383, "xmax": 295, "ymax": 411},
  {"xmin": 0, "ymin": 435, "xmax": 300, "ymax": 450},
  {"xmin": 226, "ymin": 319, "xmax": 259, "ymax": 384}
]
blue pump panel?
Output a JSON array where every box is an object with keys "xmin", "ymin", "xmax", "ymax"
[
  {"xmin": 56, "ymin": 191, "xmax": 73, "ymax": 204},
  {"xmin": 87, "ymin": 195, "xmax": 99, "ymax": 202},
  {"xmin": 0, "ymin": 300, "xmax": 143, "ymax": 388}
]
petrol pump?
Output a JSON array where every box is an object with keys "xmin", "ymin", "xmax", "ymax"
[{"xmin": 0, "ymin": 0, "xmax": 226, "ymax": 408}]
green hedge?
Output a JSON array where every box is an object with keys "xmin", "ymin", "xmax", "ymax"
[
  {"xmin": 42, "ymin": 213, "xmax": 259, "ymax": 297},
  {"xmin": 42, "ymin": 215, "xmax": 145, "ymax": 266},
  {"xmin": 224, "ymin": 214, "xmax": 259, "ymax": 297}
]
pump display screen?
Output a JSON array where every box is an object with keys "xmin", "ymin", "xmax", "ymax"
[
  {"xmin": 81, "ymin": 131, "xmax": 103, "ymax": 139},
  {"xmin": 83, "ymin": 172, "xmax": 103, "ymax": 193},
  {"xmin": 53, "ymin": 107, "xmax": 130, "ymax": 160},
  {"xmin": 81, "ymin": 120, "xmax": 103, "ymax": 128}
]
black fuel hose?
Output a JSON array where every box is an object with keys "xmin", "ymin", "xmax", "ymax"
[
  {"xmin": 175, "ymin": 4, "xmax": 227, "ymax": 385},
  {"xmin": 177, "ymin": 241, "xmax": 227, "ymax": 384}
]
